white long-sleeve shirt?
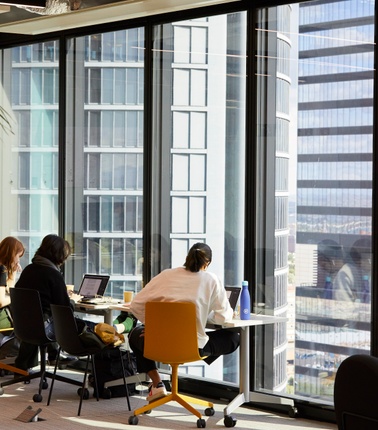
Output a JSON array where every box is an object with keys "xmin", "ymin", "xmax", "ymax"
[{"xmin": 130, "ymin": 266, "xmax": 233, "ymax": 348}]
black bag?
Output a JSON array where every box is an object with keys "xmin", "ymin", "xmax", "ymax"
[
  {"xmin": 76, "ymin": 319, "xmax": 106, "ymax": 350},
  {"xmin": 92, "ymin": 348, "xmax": 137, "ymax": 398}
]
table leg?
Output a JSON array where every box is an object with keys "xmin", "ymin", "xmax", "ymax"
[{"xmin": 224, "ymin": 325, "xmax": 250, "ymax": 416}]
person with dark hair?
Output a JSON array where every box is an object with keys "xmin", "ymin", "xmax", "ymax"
[
  {"xmin": 14, "ymin": 234, "xmax": 81, "ymax": 370},
  {"xmin": 316, "ymin": 239, "xmax": 344, "ymax": 297},
  {"xmin": 333, "ymin": 237, "xmax": 372, "ymax": 303},
  {"xmin": 0, "ymin": 237, "xmax": 25, "ymax": 329},
  {"xmin": 129, "ymin": 242, "xmax": 239, "ymax": 403}
]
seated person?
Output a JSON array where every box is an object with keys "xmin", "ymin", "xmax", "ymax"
[
  {"xmin": 0, "ymin": 237, "xmax": 25, "ymax": 331},
  {"xmin": 14, "ymin": 234, "xmax": 99, "ymax": 370},
  {"xmin": 129, "ymin": 242, "xmax": 239, "ymax": 402}
]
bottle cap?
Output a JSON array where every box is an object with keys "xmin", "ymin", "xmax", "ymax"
[
  {"xmin": 242, "ymin": 280, "xmax": 248, "ymax": 287},
  {"xmin": 325, "ymin": 276, "xmax": 331, "ymax": 282}
]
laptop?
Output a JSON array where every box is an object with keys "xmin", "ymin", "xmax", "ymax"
[
  {"xmin": 77, "ymin": 274, "xmax": 110, "ymax": 303},
  {"xmin": 225, "ymin": 286, "xmax": 241, "ymax": 311}
]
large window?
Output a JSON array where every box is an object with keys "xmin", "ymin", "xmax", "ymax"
[
  {"xmin": 0, "ymin": 42, "xmax": 60, "ymax": 264},
  {"xmin": 0, "ymin": 0, "xmax": 376, "ymax": 413},
  {"xmin": 255, "ymin": 0, "xmax": 374, "ymax": 404},
  {"xmin": 64, "ymin": 30, "xmax": 145, "ymax": 298},
  {"xmin": 150, "ymin": 13, "xmax": 247, "ymax": 384}
]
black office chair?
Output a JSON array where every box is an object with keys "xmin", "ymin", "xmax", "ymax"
[
  {"xmin": 47, "ymin": 304, "xmax": 131, "ymax": 416},
  {"xmin": 334, "ymin": 354, "xmax": 378, "ymax": 430},
  {"xmin": 0, "ymin": 288, "xmax": 82, "ymax": 402}
]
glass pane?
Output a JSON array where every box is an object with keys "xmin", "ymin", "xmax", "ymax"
[
  {"xmin": 151, "ymin": 13, "xmax": 247, "ymax": 385},
  {"xmin": 0, "ymin": 42, "xmax": 59, "ymax": 265},
  {"xmin": 255, "ymin": 0, "xmax": 374, "ymax": 405},
  {"xmin": 65, "ymin": 29, "xmax": 144, "ymax": 299}
]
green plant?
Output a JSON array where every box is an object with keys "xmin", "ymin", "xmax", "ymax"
[{"xmin": 0, "ymin": 106, "xmax": 14, "ymax": 135}]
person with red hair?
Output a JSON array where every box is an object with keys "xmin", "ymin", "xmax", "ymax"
[{"xmin": 0, "ymin": 236, "xmax": 25, "ymax": 329}]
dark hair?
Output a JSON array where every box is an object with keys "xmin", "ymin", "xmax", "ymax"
[
  {"xmin": 349, "ymin": 237, "xmax": 371, "ymax": 265},
  {"xmin": 0, "ymin": 236, "xmax": 25, "ymax": 277},
  {"xmin": 35, "ymin": 234, "xmax": 71, "ymax": 266},
  {"xmin": 184, "ymin": 243, "xmax": 212, "ymax": 273}
]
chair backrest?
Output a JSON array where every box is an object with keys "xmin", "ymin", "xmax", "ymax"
[
  {"xmin": 50, "ymin": 304, "xmax": 100, "ymax": 356},
  {"xmin": 143, "ymin": 301, "xmax": 201, "ymax": 365},
  {"xmin": 10, "ymin": 288, "xmax": 50, "ymax": 346},
  {"xmin": 334, "ymin": 354, "xmax": 378, "ymax": 430}
]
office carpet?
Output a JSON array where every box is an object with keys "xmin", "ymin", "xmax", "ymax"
[{"xmin": 0, "ymin": 369, "xmax": 337, "ymax": 430}]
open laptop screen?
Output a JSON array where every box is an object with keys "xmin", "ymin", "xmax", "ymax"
[
  {"xmin": 225, "ymin": 286, "xmax": 241, "ymax": 311},
  {"xmin": 77, "ymin": 274, "xmax": 110, "ymax": 298}
]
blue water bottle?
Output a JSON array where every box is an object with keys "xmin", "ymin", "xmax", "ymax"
[
  {"xmin": 324, "ymin": 276, "xmax": 332, "ymax": 300},
  {"xmin": 362, "ymin": 275, "xmax": 370, "ymax": 303},
  {"xmin": 240, "ymin": 280, "xmax": 251, "ymax": 320}
]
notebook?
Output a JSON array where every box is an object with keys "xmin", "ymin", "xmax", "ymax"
[
  {"xmin": 77, "ymin": 274, "xmax": 110, "ymax": 302},
  {"xmin": 225, "ymin": 286, "xmax": 241, "ymax": 311}
]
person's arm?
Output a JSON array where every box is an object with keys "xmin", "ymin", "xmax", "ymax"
[
  {"xmin": 0, "ymin": 286, "xmax": 10, "ymax": 308},
  {"xmin": 0, "ymin": 266, "xmax": 10, "ymax": 308},
  {"xmin": 49, "ymin": 272, "xmax": 72, "ymax": 307}
]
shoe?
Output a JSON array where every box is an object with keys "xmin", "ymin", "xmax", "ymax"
[
  {"xmin": 146, "ymin": 381, "xmax": 167, "ymax": 402},
  {"xmin": 13, "ymin": 368, "xmax": 35, "ymax": 380}
]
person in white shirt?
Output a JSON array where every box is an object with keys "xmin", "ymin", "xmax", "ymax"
[{"xmin": 129, "ymin": 242, "xmax": 239, "ymax": 402}]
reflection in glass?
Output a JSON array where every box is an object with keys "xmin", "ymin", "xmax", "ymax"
[{"xmin": 256, "ymin": 0, "xmax": 373, "ymax": 404}]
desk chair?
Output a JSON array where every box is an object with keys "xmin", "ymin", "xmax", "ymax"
[
  {"xmin": 334, "ymin": 354, "xmax": 378, "ymax": 430},
  {"xmin": 0, "ymin": 327, "xmax": 28, "ymax": 377},
  {"xmin": 128, "ymin": 301, "xmax": 214, "ymax": 428},
  {"xmin": 0, "ymin": 288, "xmax": 82, "ymax": 403},
  {"xmin": 48, "ymin": 304, "xmax": 131, "ymax": 416}
]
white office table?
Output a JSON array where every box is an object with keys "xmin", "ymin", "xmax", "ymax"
[
  {"xmin": 218, "ymin": 314, "xmax": 290, "ymax": 426},
  {"xmin": 74, "ymin": 302, "xmax": 117, "ymax": 325}
]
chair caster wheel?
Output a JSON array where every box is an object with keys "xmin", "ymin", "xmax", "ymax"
[
  {"xmin": 128, "ymin": 415, "xmax": 139, "ymax": 425},
  {"xmin": 42, "ymin": 380, "xmax": 48, "ymax": 390},
  {"xmin": 288, "ymin": 406, "xmax": 298, "ymax": 418},
  {"xmin": 33, "ymin": 393, "xmax": 43, "ymax": 402},
  {"xmin": 205, "ymin": 407, "xmax": 215, "ymax": 416},
  {"xmin": 197, "ymin": 418, "xmax": 206, "ymax": 428},
  {"xmin": 102, "ymin": 388, "xmax": 112, "ymax": 399},
  {"xmin": 77, "ymin": 388, "xmax": 90, "ymax": 400},
  {"xmin": 224, "ymin": 415, "xmax": 237, "ymax": 427}
]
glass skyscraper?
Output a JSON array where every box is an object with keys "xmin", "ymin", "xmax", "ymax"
[{"xmin": 294, "ymin": 0, "xmax": 373, "ymax": 401}]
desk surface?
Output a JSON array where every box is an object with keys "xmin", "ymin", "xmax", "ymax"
[{"xmin": 106, "ymin": 303, "xmax": 286, "ymax": 327}]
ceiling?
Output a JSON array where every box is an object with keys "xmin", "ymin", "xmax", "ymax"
[{"xmin": 0, "ymin": 0, "xmax": 239, "ymax": 35}]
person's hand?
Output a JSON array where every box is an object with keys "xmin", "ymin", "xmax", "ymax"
[{"xmin": 69, "ymin": 292, "xmax": 83, "ymax": 302}]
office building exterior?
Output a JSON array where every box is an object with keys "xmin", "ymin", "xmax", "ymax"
[{"xmin": 294, "ymin": 0, "xmax": 373, "ymax": 401}]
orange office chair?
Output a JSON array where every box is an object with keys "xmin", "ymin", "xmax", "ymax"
[{"xmin": 128, "ymin": 301, "xmax": 214, "ymax": 428}]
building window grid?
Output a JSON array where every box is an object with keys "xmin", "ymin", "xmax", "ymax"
[
  {"xmin": 297, "ymin": 187, "xmax": 372, "ymax": 208},
  {"xmin": 297, "ymin": 213, "xmax": 372, "ymax": 235}
]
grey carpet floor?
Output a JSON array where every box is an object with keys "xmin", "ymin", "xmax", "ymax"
[{"xmin": 0, "ymin": 369, "xmax": 337, "ymax": 429}]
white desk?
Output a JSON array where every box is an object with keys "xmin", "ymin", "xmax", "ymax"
[
  {"xmin": 74, "ymin": 302, "xmax": 116, "ymax": 325},
  {"xmin": 219, "ymin": 314, "xmax": 288, "ymax": 425}
]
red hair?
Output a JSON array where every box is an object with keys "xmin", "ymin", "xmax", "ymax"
[{"xmin": 0, "ymin": 236, "xmax": 25, "ymax": 278}]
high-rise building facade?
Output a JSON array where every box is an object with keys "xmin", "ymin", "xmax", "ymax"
[{"xmin": 294, "ymin": 0, "xmax": 374, "ymax": 401}]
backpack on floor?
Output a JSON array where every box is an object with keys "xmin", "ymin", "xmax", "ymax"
[{"xmin": 91, "ymin": 348, "xmax": 137, "ymax": 399}]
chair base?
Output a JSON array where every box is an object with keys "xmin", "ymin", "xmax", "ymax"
[
  {"xmin": 133, "ymin": 392, "xmax": 213, "ymax": 419},
  {"xmin": 132, "ymin": 365, "xmax": 213, "ymax": 421}
]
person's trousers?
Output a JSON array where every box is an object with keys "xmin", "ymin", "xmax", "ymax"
[
  {"xmin": 15, "ymin": 341, "xmax": 59, "ymax": 370},
  {"xmin": 128, "ymin": 324, "xmax": 240, "ymax": 374}
]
